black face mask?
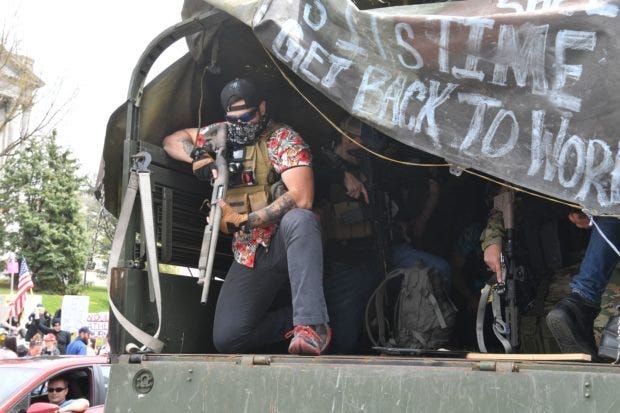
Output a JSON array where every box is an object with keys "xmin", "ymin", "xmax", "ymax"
[{"xmin": 227, "ymin": 113, "xmax": 270, "ymax": 146}]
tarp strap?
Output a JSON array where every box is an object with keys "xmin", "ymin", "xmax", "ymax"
[{"xmin": 106, "ymin": 152, "xmax": 164, "ymax": 353}]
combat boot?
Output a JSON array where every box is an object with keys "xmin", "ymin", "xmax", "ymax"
[{"xmin": 546, "ymin": 293, "xmax": 600, "ymax": 358}]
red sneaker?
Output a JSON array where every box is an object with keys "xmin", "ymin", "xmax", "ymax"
[{"xmin": 286, "ymin": 324, "xmax": 332, "ymax": 355}]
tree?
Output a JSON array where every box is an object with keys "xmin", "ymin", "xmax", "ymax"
[
  {"xmin": 0, "ymin": 130, "xmax": 88, "ymax": 293},
  {"xmin": 1, "ymin": 28, "xmax": 69, "ymax": 163},
  {"xmin": 81, "ymin": 183, "xmax": 116, "ymax": 280}
]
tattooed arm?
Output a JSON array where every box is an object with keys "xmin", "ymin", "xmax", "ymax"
[
  {"xmin": 247, "ymin": 165, "xmax": 314, "ymax": 228},
  {"xmin": 162, "ymin": 128, "xmax": 199, "ymax": 163}
]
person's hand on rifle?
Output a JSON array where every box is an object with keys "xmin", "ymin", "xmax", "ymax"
[
  {"xmin": 484, "ymin": 243, "xmax": 503, "ymax": 282},
  {"xmin": 343, "ymin": 171, "xmax": 369, "ymax": 203},
  {"xmin": 191, "ymin": 148, "xmax": 218, "ymax": 181},
  {"xmin": 218, "ymin": 200, "xmax": 248, "ymax": 234}
]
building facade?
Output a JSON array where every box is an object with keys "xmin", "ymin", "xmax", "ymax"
[{"xmin": 0, "ymin": 44, "xmax": 44, "ymax": 167}]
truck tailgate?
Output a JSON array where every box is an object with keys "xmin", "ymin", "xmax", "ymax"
[{"xmin": 106, "ymin": 353, "xmax": 620, "ymax": 412}]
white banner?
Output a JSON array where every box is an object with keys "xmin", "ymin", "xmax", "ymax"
[{"xmin": 61, "ymin": 295, "xmax": 90, "ymax": 333}]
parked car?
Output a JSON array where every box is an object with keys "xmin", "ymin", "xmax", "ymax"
[{"xmin": 0, "ymin": 356, "xmax": 109, "ymax": 413}]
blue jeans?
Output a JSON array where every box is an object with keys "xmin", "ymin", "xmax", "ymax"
[
  {"xmin": 323, "ymin": 256, "xmax": 382, "ymax": 354},
  {"xmin": 570, "ymin": 217, "xmax": 620, "ymax": 305},
  {"xmin": 390, "ymin": 243, "xmax": 451, "ymax": 288},
  {"xmin": 213, "ymin": 209, "xmax": 329, "ymax": 353}
]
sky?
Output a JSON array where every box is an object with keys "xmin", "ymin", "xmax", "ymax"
[{"xmin": 1, "ymin": 0, "xmax": 188, "ymax": 179}]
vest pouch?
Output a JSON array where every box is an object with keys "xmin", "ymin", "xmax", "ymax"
[
  {"xmin": 226, "ymin": 192, "xmax": 250, "ymax": 214},
  {"xmin": 335, "ymin": 202, "xmax": 366, "ymax": 225},
  {"xmin": 243, "ymin": 145, "xmax": 257, "ymax": 167},
  {"xmin": 326, "ymin": 202, "xmax": 373, "ymax": 240},
  {"xmin": 229, "ymin": 145, "xmax": 258, "ymax": 188},
  {"xmin": 249, "ymin": 190, "xmax": 269, "ymax": 211}
]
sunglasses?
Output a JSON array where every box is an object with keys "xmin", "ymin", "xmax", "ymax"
[
  {"xmin": 225, "ymin": 108, "xmax": 257, "ymax": 123},
  {"xmin": 47, "ymin": 387, "xmax": 66, "ymax": 393}
]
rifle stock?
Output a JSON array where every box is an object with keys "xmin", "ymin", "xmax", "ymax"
[{"xmin": 198, "ymin": 125, "xmax": 229, "ymax": 305}]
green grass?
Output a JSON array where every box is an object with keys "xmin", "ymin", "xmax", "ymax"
[{"xmin": 0, "ymin": 284, "xmax": 109, "ymax": 314}]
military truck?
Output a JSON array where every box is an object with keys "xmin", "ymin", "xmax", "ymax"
[{"xmin": 101, "ymin": 0, "xmax": 620, "ymax": 410}]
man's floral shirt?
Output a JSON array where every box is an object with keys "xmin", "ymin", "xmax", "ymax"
[{"xmin": 232, "ymin": 124, "xmax": 312, "ymax": 267}]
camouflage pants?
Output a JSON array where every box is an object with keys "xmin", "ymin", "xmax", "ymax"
[{"xmin": 521, "ymin": 265, "xmax": 620, "ymax": 353}]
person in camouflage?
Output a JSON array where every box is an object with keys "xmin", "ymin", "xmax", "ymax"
[
  {"xmin": 480, "ymin": 207, "xmax": 505, "ymax": 283},
  {"xmin": 593, "ymin": 268, "xmax": 620, "ymax": 345}
]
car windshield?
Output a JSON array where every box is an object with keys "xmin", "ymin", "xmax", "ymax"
[{"xmin": 0, "ymin": 366, "xmax": 40, "ymax": 401}]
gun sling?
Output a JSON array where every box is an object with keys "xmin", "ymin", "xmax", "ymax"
[
  {"xmin": 106, "ymin": 151, "xmax": 165, "ymax": 353},
  {"xmin": 476, "ymin": 282, "xmax": 513, "ymax": 354}
]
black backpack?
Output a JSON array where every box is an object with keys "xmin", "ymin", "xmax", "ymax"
[{"xmin": 366, "ymin": 264, "xmax": 457, "ymax": 350}]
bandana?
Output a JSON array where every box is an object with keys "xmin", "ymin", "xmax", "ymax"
[{"xmin": 227, "ymin": 114, "xmax": 270, "ymax": 146}]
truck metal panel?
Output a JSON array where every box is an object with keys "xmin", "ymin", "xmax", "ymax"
[{"xmin": 106, "ymin": 354, "xmax": 620, "ymax": 412}]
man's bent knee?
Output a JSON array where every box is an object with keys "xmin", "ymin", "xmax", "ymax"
[
  {"xmin": 280, "ymin": 208, "xmax": 318, "ymax": 231},
  {"xmin": 213, "ymin": 323, "xmax": 249, "ymax": 354}
]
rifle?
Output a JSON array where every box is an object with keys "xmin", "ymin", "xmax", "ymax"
[
  {"xmin": 476, "ymin": 190, "xmax": 519, "ymax": 353},
  {"xmin": 496, "ymin": 190, "xmax": 519, "ymax": 351},
  {"xmin": 356, "ymin": 148, "xmax": 391, "ymax": 274},
  {"xmin": 197, "ymin": 124, "xmax": 229, "ymax": 305}
]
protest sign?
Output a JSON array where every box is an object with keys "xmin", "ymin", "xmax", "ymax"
[
  {"xmin": 87, "ymin": 312, "xmax": 109, "ymax": 338},
  {"xmin": 61, "ymin": 295, "xmax": 90, "ymax": 333}
]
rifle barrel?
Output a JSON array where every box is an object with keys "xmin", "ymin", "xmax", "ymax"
[{"xmin": 198, "ymin": 132, "xmax": 229, "ymax": 305}]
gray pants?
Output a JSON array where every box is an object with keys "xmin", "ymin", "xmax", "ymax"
[{"xmin": 213, "ymin": 208, "xmax": 329, "ymax": 353}]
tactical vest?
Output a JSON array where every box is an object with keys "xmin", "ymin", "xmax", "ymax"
[
  {"xmin": 322, "ymin": 174, "xmax": 373, "ymax": 241},
  {"xmin": 226, "ymin": 123, "xmax": 282, "ymax": 214}
]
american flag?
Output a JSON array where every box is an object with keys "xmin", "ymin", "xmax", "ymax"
[{"xmin": 8, "ymin": 257, "xmax": 34, "ymax": 319}]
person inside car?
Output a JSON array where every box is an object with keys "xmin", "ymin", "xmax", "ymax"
[{"xmin": 45, "ymin": 377, "xmax": 90, "ymax": 412}]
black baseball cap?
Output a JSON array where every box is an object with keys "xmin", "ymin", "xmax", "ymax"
[
  {"xmin": 220, "ymin": 78, "xmax": 260, "ymax": 112},
  {"xmin": 78, "ymin": 326, "xmax": 92, "ymax": 335}
]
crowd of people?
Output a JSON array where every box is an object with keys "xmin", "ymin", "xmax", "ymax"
[{"xmin": 0, "ymin": 303, "xmax": 110, "ymax": 359}]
